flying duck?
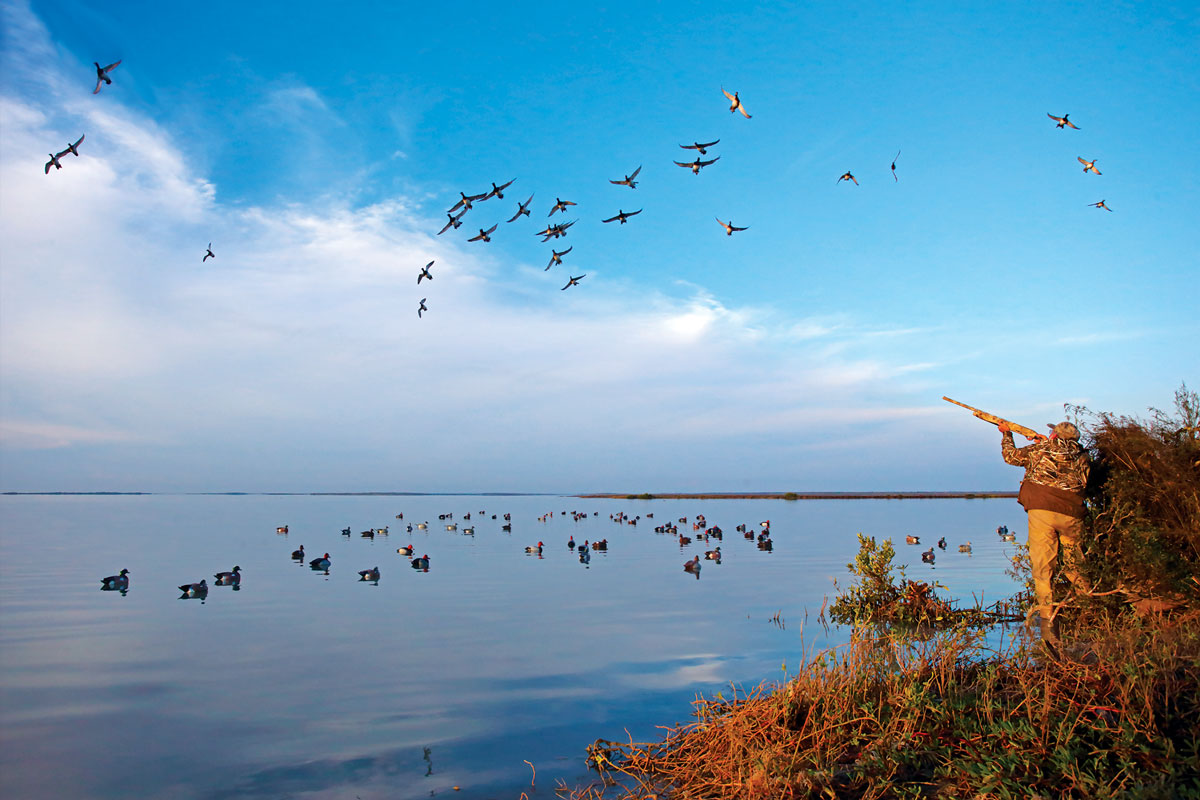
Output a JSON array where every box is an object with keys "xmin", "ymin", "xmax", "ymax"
[
  {"xmin": 549, "ymin": 198, "xmax": 577, "ymax": 216},
  {"xmin": 468, "ymin": 224, "xmax": 498, "ymax": 243},
  {"xmin": 100, "ymin": 569, "xmax": 129, "ymax": 591},
  {"xmin": 507, "ymin": 194, "xmax": 534, "ymax": 222},
  {"xmin": 546, "ymin": 245, "xmax": 572, "ymax": 270},
  {"xmin": 837, "ymin": 171, "xmax": 858, "ymax": 185},
  {"xmin": 449, "ymin": 190, "xmax": 487, "ymax": 213},
  {"xmin": 418, "ymin": 260, "xmax": 434, "ymax": 283},
  {"xmin": 561, "ymin": 274, "xmax": 586, "ymax": 290},
  {"xmin": 1047, "ymin": 113, "xmax": 1079, "ymax": 130},
  {"xmin": 214, "ymin": 566, "xmax": 241, "ymax": 586},
  {"xmin": 418, "ymin": 298, "xmax": 427, "ymax": 318},
  {"xmin": 44, "ymin": 152, "xmax": 63, "ymax": 173},
  {"xmin": 1088, "ymin": 200, "xmax": 1113, "ymax": 211},
  {"xmin": 1078, "ymin": 157, "xmax": 1101, "ymax": 175},
  {"xmin": 610, "ymin": 165, "xmax": 642, "ymax": 188},
  {"xmin": 203, "ymin": 243, "xmax": 215, "ymax": 262},
  {"xmin": 63, "ymin": 134, "xmax": 85, "ymax": 156},
  {"xmin": 716, "ymin": 218, "xmax": 747, "ymax": 235},
  {"xmin": 674, "ymin": 156, "xmax": 719, "ymax": 174},
  {"xmin": 485, "ymin": 179, "xmax": 514, "ymax": 200},
  {"xmin": 721, "ymin": 87, "xmax": 751, "ymax": 118},
  {"xmin": 93, "ymin": 60, "xmax": 121, "ymax": 94},
  {"xmin": 680, "ymin": 139, "xmax": 719, "ymax": 155},
  {"xmin": 601, "ymin": 208, "xmax": 642, "ymax": 224},
  {"xmin": 438, "ymin": 210, "xmax": 465, "ymax": 235},
  {"xmin": 891, "ymin": 150, "xmax": 900, "ymax": 182}
]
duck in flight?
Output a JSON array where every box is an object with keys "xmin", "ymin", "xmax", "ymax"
[
  {"xmin": 418, "ymin": 260, "xmax": 434, "ymax": 284},
  {"xmin": 674, "ymin": 156, "xmax": 719, "ymax": 175},
  {"xmin": 1078, "ymin": 157, "xmax": 1101, "ymax": 175},
  {"xmin": 539, "ymin": 220, "xmax": 576, "ymax": 241},
  {"xmin": 485, "ymin": 179, "xmax": 514, "ymax": 200},
  {"xmin": 680, "ymin": 139, "xmax": 719, "ymax": 155},
  {"xmin": 610, "ymin": 166, "xmax": 642, "ymax": 188},
  {"xmin": 561, "ymin": 274, "xmax": 586, "ymax": 291},
  {"xmin": 93, "ymin": 59, "xmax": 121, "ymax": 94},
  {"xmin": 449, "ymin": 190, "xmax": 487, "ymax": 213},
  {"xmin": 838, "ymin": 171, "xmax": 858, "ymax": 185},
  {"xmin": 1088, "ymin": 200, "xmax": 1113, "ymax": 212},
  {"xmin": 1048, "ymin": 113, "xmax": 1080, "ymax": 130},
  {"xmin": 721, "ymin": 87, "xmax": 751, "ymax": 118},
  {"xmin": 715, "ymin": 218, "xmax": 748, "ymax": 236},
  {"xmin": 546, "ymin": 245, "xmax": 572, "ymax": 270},
  {"xmin": 549, "ymin": 197, "xmax": 577, "ymax": 216},
  {"xmin": 44, "ymin": 151, "xmax": 63, "ymax": 173},
  {"xmin": 602, "ymin": 208, "xmax": 642, "ymax": 224},
  {"xmin": 202, "ymin": 243, "xmax": 215, "ymax": 262},
  {"xmin": 438, "ymin": 210, "xmax": 465, "ymax": 235},
  {"xmin": 507, "ymin": 194, "xmax": 534, "ymax": 222},
  {"xmin": 62, "ymin": 134, "xmax": 85, "ymax": 157},
  {"xmin": 468, "ymin": 224, "xmax": 498, "ymax": 243},
  {"xmin": 891, "ymin": 150, "xmax": 900, "ymax": 182},
  {"xmin": 418, "ymin": 298, "xmax": 427, "ymax": 318}
]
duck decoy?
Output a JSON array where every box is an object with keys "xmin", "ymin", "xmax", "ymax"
[
  {"xmin": 921, "ymin": 548, "xmax": 935, "ymax": 563},
  {"xmin": 937, "ymin": 537, "xmax": 946, "ymax": 550},
  {"xmin": 679, "ymin": 535, "xmax": 692, "ymax": 545},
  {"xmin": 525, "ymin": 541, "xmax": 544, "ymax": 554},
  {"xmin": 959, "ymin": 542, "xmax": 973, "ymax": 554},
  {"xmin": 837, "ymin": 171, "xmax": 858, "ymax": 185},
  {"xmin": 341, "ymin": 527, "xmax": 351, "ymax": 536},
  {"xmin": 1047, "ymin": 112, "xmax": 1080, "ymax": 130},
  {"xmin": 44, "ymin": 152, "xmax": 63, "ymax": 173},
  {"xmin": 361, "ymin": 529, "xmax": 375, "ymax": 538},
  {"xmin": 721, "ymin": 87, "xmax": 751, "ymax": 118},
  {"xmin": 417, "ymin": 522, "xmax": 427, "ymax": 530},
  {"xmin": 674, "ymin": 156, "xmax": 719, "ymax": 174},
  {"xmin": 462, "ymin": 526, "xmax": 475, "ymax": 535},
  {"xmin": 1078, "ymin": 157, "xmax": 1101, "ymax": 175},
  {"xmin": 684, "ymin": 555, "xmax": 702, "ymax": 573},
  {"xmin": 705, "ymin": 547, "xmax": 721, "ymax": 560},
  {"xmin": 100, "ymin": 568, "xmax": 129, "ymax": 591},
  {"xmin": 309, "ymin": 553, "xmax": 331, "ymax": 570},
  {"xmin": 485, "ymin": 179, "xmax": 514, "ymax": 200},
  {"xmin": 609, "ymin": 165, "xmax": 642, "ymax": 188},
  {"xmin": 438, "ymin": 209, "xmax": 466, "ymax": 235},
  {"xmin": 680, "ymin": 139, "xmax": 719, "ymax": 155},
  {"xmin": 1001, "ymin": 532, "xmax": 1017, "ymax": 542},
  {"xmin": 179, "ymin": 579, "xmax": 208, "ymax": 597},
  {"xmin": 549, "ymin": 197, "xmax": 577, "ymax": 216},
  {"xmin": 592, "ymin": 539, "xmax": 608, "ymax": 551},
  {"xmin": 601, "ymin": 208, "xmax": 642, "ymax": 224},
  {"xmin": 276, "ymin": 525, "xmax": 289, "ymax": 534},
  {"xmin": 397, "ymin": 544, "xmax": 414, "ymax": 555},
  {"xmin": 906, "ymin": 535, "xmax": 920, "ymax": 545},
  {"xmin": 891, "ymin": 149, "xmax": 900, "ymax": 182},
  {"xmin": 579, "ymin": 548, "xmax": 591, "ymax": 564},
  {"xmin": 418, "ymin": 260, "xmax": 434, "ymax": 284},
  {"xmin": 468, "ymin": 224, "xmax": 498, "ymax": 243},
  {"xmin": 1088, "ymin": 200, "xmax": 1113, "ymax": 212},
  {"xmin": 291, "ymin": 545, "xmax": 305, "ymax": 560},
  {"xmin": 410, "ymin": 554, "xmax": 430, "ymax": 570},
  {"xmin": 507, "ymin": 194, "xmax": 534, "ymax": 223},
  {"xmin": 501, "ymin": 522, "xmax": 511, "ymax": 531},
  {"xmin": 358, "ymin": 566, "xmax": 381, "ymax": 581},
  {"xmin": 418, "ymin": 297, "xmax": 427, "ymax": 318},
  {"xmin": 93, "ymin": 59, "xmax": 121, "ymax": 94},
  {"xmin": 757, "ymin": 539, "xmax": 773, "ymax": 551},
  {"xmin": 449, "ymin": 190, "xmax": 487, "ymax": 213},
  {"xmin": 568, "ymin": 536, "xmax": 576, "ymax": 549},
  {"xmin": 716, "ymin": 217, "xmax": 748, "ymax": 236},
  {"xmin": 214, "ymin": 566, "xmax": 241, "ymax": 586},
  {"xmin": 561, "ymin": 274, "xmax": 586, "ymax": 291},
  {"xmin": 546, "ymin": 245, "xmax": 572, "ymax": 270},
  {"xmin": 203, "ymin": 243, "xmax": 215, "ymax": 262}
]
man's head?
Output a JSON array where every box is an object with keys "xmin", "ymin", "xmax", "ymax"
[{"xmin": 1047, "ymin": 421, "xmax": 1080, "ymax": 440}]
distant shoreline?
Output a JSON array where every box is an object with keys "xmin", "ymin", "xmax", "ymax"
[{"xmin": 2, "ymin": 490, "xmax": 1018, "ymax": 499}]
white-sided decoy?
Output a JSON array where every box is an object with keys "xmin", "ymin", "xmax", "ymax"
[
  {"xmin": 549, "ymin": 197, "xmax": 576, "ymax": 216},
  {"xmin": 468, "ymin": 224, "xmax": 498, "ymax": 243},
  {"xmin": 358, "ymin": 566, "xmax": 381, "ymax": 581},
  {"xmin": 485, "ymin": 179, "xmax": 514, "ymax": 200},
  {"xmin": 1078, "ymin": 157, "xmax": 1101, "ymax": 175},
  {"xmin": 921, "ymin": 548, "xmax": 935, "ymax": 564},
  {"xmin": 397, "ymin": 544, "xmax": 414, "ymax": 555},
  {"xmin": 214, "ymin": 566, "xmax": 241, "ymax": 586},
  {"xmin": 525, "ymin": 541, "xmax": 543, "ymax": 554},
  {"xmin": 93, "ymin": 60, "xmax": 121, "ymax": 94},
  {"xmin": 680, "ymin": 139, "xmax": 719, "ymax": 155},
  {"xmin": 705, "ymin": 547, "xmax": 721, "ymax": 560},
  {"xmin": 100, "ymin": 568, "xmax": 129, "ymax": 591},
  {"xmin": 716, "ymin": 217, "xmax": 747, "ymax": 236},
  {"xmin": 561, "ymin": 274, "xmax": 586, "ymax": 291},
  {"xmin": 610, "ymin": 166, "xmax": 642, "ymax": 188},
  {"xmin": 179, "ymin": 579, "xmax": 208, "ymax": 597},
  {"xmin": 674, "ymin": 156, "xmax": 719, "ymax": 175},
  {"xmin": 721, "ymin": 87, "xmax": 751, "ymax": 118},
  {"xmin": 309, "ymin": 553, "xmax": 331, "ymax": 570},
  {"xmin": 507, "ymin": 194, "xmax": 534, "ymax": 223},
  {"xmin": 546, "ymin": 245, "xmax": 572, "ymax": 270},
  {"xmin": 601, "ymin": 208, "xmax": 642, "ymax": 224},
  {"xmin": 410, "ymin": 554, "xmax": 430, "ymax": 570},
  {"xmin": 418, "ymin": 260, "xmax": 434, "ymax": 284},
  {"xmin": 203, "ymin": 243, "xmax": 215, "ymax": 262},
  {"xmin": 838, "ymin": 171, "xmax": 858, "ymax": 185},
  {"xmin": 1048, "ymin": 113, "xmax": 1079, "ymax": 130}
]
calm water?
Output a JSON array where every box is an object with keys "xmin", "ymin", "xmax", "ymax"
[{"xmin": 0, "ymin": 494, "xmax": 1024, "ymax": 799}]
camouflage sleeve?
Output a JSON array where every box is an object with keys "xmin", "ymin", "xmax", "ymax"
[{"xmin": 1001, "ymin": 431, "xmax": 1032, "ymax": 467}]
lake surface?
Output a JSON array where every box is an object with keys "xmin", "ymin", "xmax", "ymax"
[{"xmin": 0, "ymin": 494, "xmax": 1025, "ymax": 799}]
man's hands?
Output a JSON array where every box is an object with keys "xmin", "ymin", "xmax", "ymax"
[{"xmin": 999, "ymin": 422, "xmax": 1046, "ymax": 441}]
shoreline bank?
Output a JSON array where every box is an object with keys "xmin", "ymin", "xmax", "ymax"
[{"xmin": 579, "ymin": 491, "xmax": 1018, "ymax": 500}]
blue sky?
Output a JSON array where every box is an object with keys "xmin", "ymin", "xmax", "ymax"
[{"xmin": 1, "ymin": 0, "xmax": 1196, "ymax": 492}]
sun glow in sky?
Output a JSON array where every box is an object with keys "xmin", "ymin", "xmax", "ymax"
[{"xmin": 0, "ymin": 0, "xmax": 1196, "ymax": 492}]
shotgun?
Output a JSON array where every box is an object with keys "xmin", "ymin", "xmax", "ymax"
[{"xmin": 942, "ymin": 396, "xmax": 1045, "ymax": 440}]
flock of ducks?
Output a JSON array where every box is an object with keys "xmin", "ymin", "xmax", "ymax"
[{"xmin": 903, "ymin": 524, "xmax": 1015, "ymax": 564}]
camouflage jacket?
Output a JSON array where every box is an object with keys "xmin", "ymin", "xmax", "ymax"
[{"xmin": 1002, "ymin": 432, "xmax": 1090, "ymax": 516}]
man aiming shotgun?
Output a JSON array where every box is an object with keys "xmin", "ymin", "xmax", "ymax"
[{"xmin": 944, "ymin": 397, "xmax": 1091, "ymax": 640}]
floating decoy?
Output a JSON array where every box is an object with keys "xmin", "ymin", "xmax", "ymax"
[
  {"xmin": 546, "ymin": 246, "xmax": 572, "ymax": 270},
  {"xmin": 716, "ymin": 218, "xmax": 748, "ymax": 236},
  {"xmin": 705, "ymin": 547, "xmax": 721, "ymax": 560},
  {"xmin": 468, "ymin": 224, "xmax": 497, "ymax": 243},
  {"xmin": 501, "ymin": 522, "xmax": 511, "ymax": 531},
  {"xmin": 568, "ymin": 536, "xmax": 575, "ymax": 549},
  {"xmin": 1047, "ymin": 113, "xmax": 1079, "ymax": 130},
  {"xmin": 341, "ymin": 527, "xmax": 351, "ymax": 536},
  {"xmin": 203, "ymin": 243, "xmax": 215, "ymax": 262},
  {"xmin": 506, "ymin": 194, "xmax": 534, "ymax": 223},
  {"xmin": 549, "ymin": 198, "xmax": 577, "ymax": 216},
  {"xmin": 721, "ymin": 87, "xmax": 751, "ymax": 118},
  {"xmin": 462, "ymin": 526, "xmax": 475, "ymax": 535},
  {"xmin": 757, "ymin": 538, "xmax": 773, "ymax": 551},
  {"xmin": 959, "ymin": 542, "xmax": 973, "ymax": 553},
  {"xmin": 592, "ymin": 539, "xmax": 608, "ymax": 551},
  {"xmin": 410, "ymin": 554, "xmax": 430, "ymax": 570},
  {"xmin": 525, "ymin": 541, "xmax": 543, "ymax": 554},
  {"xmin": 679, "ymin": 534, "xmax": 692, "ymax": 545},
  {"xmin": 1078, "ymin": 157, "xmax": 1101, "ymax": 175},
  {"xmin": 438, "ymin": 210, "xmax": 465, "ymax": 235},
  {"xmin": 601, "ymin": 208, "xmax": 642, "ymax": 224},
  {"xmin": 417, "ymin": 522, "xmax": 427, "ymax": 529},
  {"xmin": 214, "ymin": 566, "xmax": 241, "ymax": 586},
  {"xmin": 674, "ymin": 156, "xmax": 719, "ymax": 174},
  {"xmin": 449, "ymin": 190, "xmax": 487, "ymax": 213},
  {"xmin": 561, "ymin": 274, "xmax": 586, "ymax": 290},
  {"xmin": 684, "ymin": 555, "xmax": 702, "ymax": 573},
  {"xmin": 680, "ymin": 139, "xmax": 719, "ymax": 155},
  {"xmin": 63, "ymin": 134, "xmax": 85, "ymax": 157},
  {"xmin": 1088, "ymin": 200, "xmax": 1113, "ymax": 212},
  {"xmin": 100, "ymin": 568, "xmax": 129, "ymax": 591},
  {"xmin": 906, "ymin": 535, "xmax": 920, "ymax": 545},
  {"xmin": 610, "ymin": 166, "xmax": 642, "ymax": 188},
  {"xmin": 179, "ymin": 579, "xmax": 208, "ymax": 597},
  {"xmin": 361, "ymin": 529, "xmax": 375, "ymax": 538},
  {"xmin": 276, "ymin": 525, "xmax": 289, "ymax": 534},
  {"xmin": 358, "ymin": 566, "xmax": 381, "ymax": 581},
  {"xmin": 397, "ymin": 544, "xmax": 414, "ymax": 555},
  {"xmin": 838, "ymin": 171, "xmax": 858, "ymax": 185},
  {"xmin": 891, "ymin": 149, "xmax": 900, "ymax": 182},
  {"xmin": 418, "ymin": 260, "xmax": 434, "ymax": 284},
  {"xmin": 937, "ymin": 537, "xmax": 946, "ymax": 550},
  {"xmin": 309, "ymin": 553, "xmax": 331, "ymax": 570},
  {"xmin": 921, "ymin": 548, "xmax": 935, "ymax": 563},
  {"xmin": 1001, "ymin": 532, "xmax": 1017, "ymax": 542},
  {"xmin": 291, "ymin": 545, "xmax": 305, "ymax": 560},
  {"xmin": 44, "ymin": 152, "xmax": 63, "ymax": 173},
  {"xmin": 418, "ymin": 298, "xmax": 427, "ymax": 318},
  {"xmin": 485, "ymin": 179, "xmax": 514, "ymax": 200},
  {"xmin": 93, "ymin": 59, "xmax": 121, "ymax": 94}
]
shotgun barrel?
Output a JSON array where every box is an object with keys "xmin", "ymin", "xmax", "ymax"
[{"xmin": 942, "ymin": 396, "xmax": 1044, "ymax": 440}]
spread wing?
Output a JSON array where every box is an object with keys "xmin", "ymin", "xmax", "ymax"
[
  {"xmin": 698, "ymin": 139, "xmax": 719, "ymax": 149},
  {"xmin": 699, "ymin": 157, "xmax": 720, "ymax": 167},
  {"xmin": 674, "ymin": 160, "xmax": 691, "ymax": 168},
  {"xmin": 721, "ymin": 87, "xmax": 735, "ymax": 102},
  {"xmin": 72, "ymin": 134, "xmax": 85, "ymax": 149},
  {"xmin": 602, "ymin": 214, "xmax": 619, "ymax": 223},
  {"xmin": 629, "ymin": 165, "xmax": 642, "ymax": 179},
  {"xmin": 738, "ymin": 104, "xmax": 751, "ymax": 119},
  {"xmin": 626, "ymin": 208, "xmax": 642, "ymax": 217},
  {"xmin": 731, "ymin": 224, "xmax": 748, "ymax": 231}
]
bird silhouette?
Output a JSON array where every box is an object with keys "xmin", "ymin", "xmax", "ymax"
[
  {"xmin": 1078, "ymin": 157, "xmax": 1101, "ymax": 175},
  {"xmin": 716, "ymin": 218, "xmax": 748, "ymax": 236},
  {"xmin": 549, "ymin": 198, "xmax": 577, "ymax": 216},
  {"xmin": 610, "ymin": 166, "xmax": 642, "ymax": 188},
  {"xmin": 93, "ymin": 60, "xmax": 121, "ymax": 94},
  {"xmin": 601, "ymin": 208, "xmax": 642, "ymax": 224},
  {"xmin": 418, "ymin": 298, "xmax": 427, "ymax": 318},
  {"xmin": 468, "ymin": 224, "xmax": 498, "ymax": 242},
  {"xmin": 680, "ymin": 139, "xmax": 719, "ymax": 155},
  {"xmin": 485, "ymin": 179, "xmax": 514, "ymax": 200},
  {"xmin": 561, "ymin": 274, "xmax": 586, "ymax": 291},
  {"xmin": 418, "ymin": 260, "xmax": 434, "ymax": 284},
  {"xmin": 449, "ymin": 190, "xmax": 487, "ymax": 213},
  {"xmin": 1048, "ymin": 113, "xmax": 1080, "ymax": 130},
  {"xmin": 437, "ymin": 210, "xmax": 465, "ymax": 235},
  {"xmin": 507, "ymin": 194, "xmax": 534, "ymax": 222},
  {"xmin": 63, "ymin": 134, "xmax": 85, "ymax": 157},
  {"xmin": 721, "ymin": 87, "xmax": 751, "ymax": 118},
  {"xmin": 1089, "ymin": 200, "xmax": 1113, "ymax": 212},
  {"xmin": 202, "ymin": 243, "xmax": 215, "ymax": 262},
  {"xmin": 891, "ymin": 150, "xmax": 900, "ymax": 182},
  {"xmin": 44, "ymin": 152, "xmax": 63, "ymax": 173},
  {"xmin": 838, "ymin": 171, "xmax": 858, "ymax": 185},
  {"xmin": 674, "ymin": 156, "xmax": 719, "ymax": 175},
  {"xmin": 546, "ymin": 246, "xmax": 572, "ymax": 270}
]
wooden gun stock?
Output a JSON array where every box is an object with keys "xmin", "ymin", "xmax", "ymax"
[{"xmin": 942, "ymin": 396, "xmax": 1045, "ymax": 440}]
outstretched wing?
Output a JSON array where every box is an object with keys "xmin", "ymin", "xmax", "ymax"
[
  {"xmin": 601, "ymin": 214, "xmax": 619, "ymax": 223},
  {"xmin": 738, "ymin": 104, "xmax": 752, "ymax": 119},
  {"xmin": 626, "ymin": 208, "xmax": 642, "ymax": 217},
  {"xmin": 629, "ymin": 165, "xmax": 642, "ymax": 179},
  {"xmin": 721, "ymin": 87, "xmax": 735, "ymax": 102}
]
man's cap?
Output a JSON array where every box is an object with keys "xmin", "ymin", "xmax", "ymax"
[{"xmin": 1046, "ymin": 421, "xmax": 1080, "ymax": 440}]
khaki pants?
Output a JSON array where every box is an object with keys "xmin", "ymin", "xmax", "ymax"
[{"xmin": 1027, "ymin": 508, "xmax": 1086, "ymax": 614}]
